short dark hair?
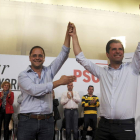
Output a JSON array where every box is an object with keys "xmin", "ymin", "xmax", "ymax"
[
  {"xmin": 29, "ymin": 46, "xmax": 45, "ymax": 56},
  {"xmin": 106, "ymin": 39, "xmax": 124, "ymax": 53},
  {"xmin": 88, "ymin": 85, "xmax": 94, "ymax": 90}
]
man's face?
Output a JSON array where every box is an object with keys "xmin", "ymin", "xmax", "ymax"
[
  {"xmin": 67, "ymin": 83, "xmax": 73, "ymax": 91},
  {"xmin": 106, "ymin": 43, "xmax": 124, "ymax": 64},
  {"xmin": 29, "ymin": 48, "xmax": 45, "ymax": 69},
  {"xmin": 88, "ymin": 87, "xmax": 94, "ymax": 95}
]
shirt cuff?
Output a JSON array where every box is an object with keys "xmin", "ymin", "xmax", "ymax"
[
  {"xmin": 46, "ymin": 82, "xmax": 53, "ymax": 93},
  {"xmin": 62, "ymin": 45, "xmax": 70, "ymax": 53},
  {"xmin": 76, "ymin": 52, "xmax": 84, "ymax": 61}
]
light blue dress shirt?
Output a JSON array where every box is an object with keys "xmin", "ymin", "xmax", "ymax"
[
  {"xmin": 18, "ymin": 45, "xmax": 70, "ymax": 114},
  {"xmin": 76, "ymin": 43, "xmax": 140, "ymax": 119}
]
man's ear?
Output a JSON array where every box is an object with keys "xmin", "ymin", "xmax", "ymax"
[
  {"xmin": 29, "ymin": 56, "xmax": 31, "ymax": 61},
  {"xmin": 106, "ymin": 53, "xmax": 109, "ymax": 59},
  {"xmin": 43, "ymin": 56, "xmax": 45, "ymax": 61}
]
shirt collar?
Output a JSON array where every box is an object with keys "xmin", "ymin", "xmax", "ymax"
[
  {"xmin": 87, "ymin": 94, "xmax": 93, "ymax": 97},
  {"xmin": 26, "ymin": 65, "xmax": 45, "ymax": 73},
  {"xmin": 108, "ymin": 63, "xmax": 124, "ymax": 70}
]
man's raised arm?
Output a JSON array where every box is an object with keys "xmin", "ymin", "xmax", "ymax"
[
  {"xmin": 68, "ymin": 22, "xmax": 82, "ymax": 56},
  {"xmin": 64, "ymin": 22, "xmax": 71, "ymax": 48}
]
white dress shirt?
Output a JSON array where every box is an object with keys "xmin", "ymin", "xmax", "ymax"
[
  {"xmin": 61, "ymin": 91, "xmax": 81, "ymax": 109},
  {"xmin": 76, "ymin": 43, "xmax": 140, "ymax": 119}
]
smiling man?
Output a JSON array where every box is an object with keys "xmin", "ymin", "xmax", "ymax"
[
  {"xmin": 17, "ymin": 23, "xmax": 76, "ymax": 140},
  {"xmin": 106, "ymin": 40, "xmax": 124, "ymax": 68},
  {"xmin": 68, "ymin": 23, "xmax": 140, "ymax": 140}
]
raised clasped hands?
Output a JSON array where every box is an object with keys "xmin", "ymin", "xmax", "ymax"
[{"xmin": 67, "ymin": 22, "xmax": 76, "ymax": 36}]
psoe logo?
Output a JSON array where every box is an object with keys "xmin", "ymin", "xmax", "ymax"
[{"xmin": 74, "ymin": 69, "xmax": 99, "ymax": 83}]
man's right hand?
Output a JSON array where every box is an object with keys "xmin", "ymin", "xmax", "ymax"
[
  {"xmin": 59, "ymin": 75, "xmax": 76, "ymax": 85},
  {"xmin": 53, "ymin": 75, "xmax": 76, "ymax": 89}
]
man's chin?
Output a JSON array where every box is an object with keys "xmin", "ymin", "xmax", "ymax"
[
  {"xmin": 68, "ymin": 89, "xmax": 72, "ymax": 91},
  {"xmin": 115, "ymin": 60, "xmax": 123, "ymax": 64},
  {"xmin": 33, "ymin": 65, "xmax": 43, "ymax": 69}
]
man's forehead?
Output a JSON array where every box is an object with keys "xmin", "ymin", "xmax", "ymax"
[
  {"xmin": 88, "ymin": 87, "xmax": 93, "ymax": 90},
  {"xmin": 110, "ymin": 43, "xmax": 123, "ymax": 48},
  {"xmin": 68, "ymin": 83, "xmax": 73, "ymax": 86},
  {"xmin": 31, "ymin": 48, "xmax": 44, "ymax": 54}
]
